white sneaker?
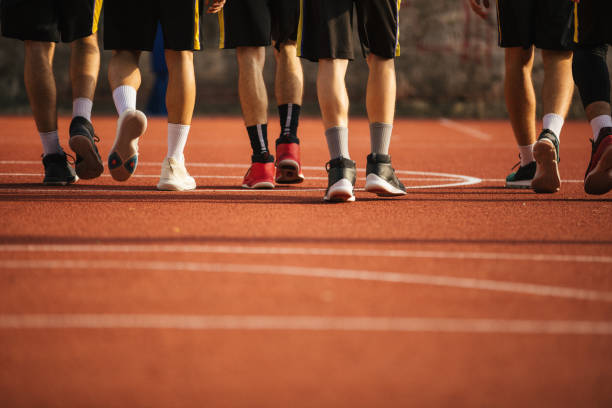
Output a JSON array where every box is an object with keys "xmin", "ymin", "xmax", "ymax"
[
  {"xmin": 157, "ymin": 157, "xmax": 196, "ymax": 191},
  {"xmin": 108, "ymin": 109, "xmax": 147, "ymax": 182}
]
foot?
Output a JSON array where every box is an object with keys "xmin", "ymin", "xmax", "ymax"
[
  {"xmin": 584, "ymin": 127, "xmax": 612, "ymax": 195},
  {"xmin": 275, "ymin": 139, "xmax": 304, "ymax": 184},
  {"xmin": 42, "ymin": 152, "xmax": 77, "ymax": 186},
  {"xmin": 532, "ymin": 129, "xmax": 560, "ymax": 193},
  {"xmin": 156, "ymin": 157, "xmax": 197, "ymax": 191},
  {"xmin": 242, "ymin": 155, "xmax": 275, "ymax": 189},
  {"xmin": 324, "ymin": 157, "xmax": 356, "ymax": 202},
  {"xmin": 505, "ymin": 160, "xmax": 536, "ymax": 189},
  {"xmin": 68, "ymin": 116, "xmax": 103, "ymax": 180},
  {"xmin": 364, "ymin": 153, "xmax": 406, "ymax": 196},
  {"xmin": 108, "ymin": 109, "xmax": 147, "ymax": 182}
]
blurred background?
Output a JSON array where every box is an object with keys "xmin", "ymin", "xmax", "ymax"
[{"xmin": 0, "ymin": 0, "xmax": 606, "ymax": 119}]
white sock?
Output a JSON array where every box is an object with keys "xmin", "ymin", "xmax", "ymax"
[
  {"xmin": 112, "ymin": 85, "xmax": 137, "ymax": 115},
  {"xmin": 590, "ymin": 115, "xmax": 612, "ymax": 142},
  {"xmin": 39, "ymin": 130, "xmax": 62, "ymax": 156},
  {"xmin": 518, "ymin": 143, "xmax": 535, "ymax": 166},
  {"xmin": 542, "ymin": 113, "xmax": 564, "ymax": 140},
  {"xmin": 167, "ymin": 123, "xmax": 190, "ymax": 161},
  {"xmin": 72, "ymin": 97, "xmax": 93, "ymax": 121}
]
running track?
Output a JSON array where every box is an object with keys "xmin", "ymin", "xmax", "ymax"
[{"xmin": 1, "ymin": 116, "xmax": 611, "ymax": 407}]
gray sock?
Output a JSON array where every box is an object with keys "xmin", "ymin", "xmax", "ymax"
[
  {"xmin": 325, "ymin": 126, "xmax": 350, "ymax": 159},
  {"xmin": 370, "ymin": 122, "xmax": 392, "ymax": 155}
]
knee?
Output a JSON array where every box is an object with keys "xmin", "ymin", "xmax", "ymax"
[
  {"xmin": 236, "ymin": 46, "xmax": 265, "ymax": 70},
  {"xmin": 24, "ymin": 41, "xmax": 53, "ymax": 66},
  {"xmin": 505, "ymin": 47, "xmax": 533, "ymax": 72}
]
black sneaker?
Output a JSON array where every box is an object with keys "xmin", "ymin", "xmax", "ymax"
[
  {"xmin": 505, "ymin": 160, "xmax": 536, "ymax": 189},
  {"xmin": 42, "ymin": 152, "xmax": 77, "ymax": 186},
  {"xmin": 532, "ymin": 129, "xmax": 561, "ymax": 193},
  {"xmin": 364, "ymin": 153, "xmax": 406, "ymax": 196},
  {"xmin": 324, "ymin": 157, "xmax": 356, "ymax": 202},
  {"xmin": 69, "ymin": 116, "xmax": 103, "ymax": 179}
]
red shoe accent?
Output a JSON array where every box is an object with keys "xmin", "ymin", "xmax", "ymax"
[
  {"xmin": 242, "ymin": 161, "xmax": 275, "ymax": 189},
  {"xmin": 585, "ymin": 130, "xmax": 612, "ymax": 195},
  {"xmin": 275, "ymin": 142, "xmax": 305, "ymax": 184}
]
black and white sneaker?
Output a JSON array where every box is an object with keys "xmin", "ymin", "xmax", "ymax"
[
  {"xmin": 324, "ymin": 157, "xmax": 356, "ymax": 202},
  {"xmin": 69, "ymin": 116, "xmax": 103, "ymax": 179},
  {"xmin": 364, "ymin": 153, "xmax": 406, "ymax": 196},
  {"xmin": 42, "ymin": 152, "xmax": 77, "ymax": 186},
  {"xmin": 532, "ymin": 129, "xmax": 561, "ymax": 193}
]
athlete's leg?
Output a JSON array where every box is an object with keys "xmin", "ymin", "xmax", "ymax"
[
  {"xmin": 504, "ymin": 47, "xmax": 536, "ymax": 147},
  {"xmin": 68, "ymin": 33, "xmax": 103, "ymax": 179},
  {"xmin": 317, "ymin": 58, "xmax": 349, "ymax": 130},
  {"xmin": 274, "ymin": 41, "xmax": 303, "ymax": 107},
  {"xmin": 70, "ymin": 33, "xmax": 99, "ymax": 103},
  {"xmin": 273, "ymin": 40, "xmax": 305, "ymax": 183},
  {"xmin": 237, "ymin": 46, "xmax": 268, "ymax": 127},
  {"xmin": 108, "ymin": 49, "xmax": 141, "ymax": 107},
  {"xmin": 365, "ymin": 53, "xmax": 395, "ymax": 125},
  {"xmin": 541, "ymin": 49, "xmax": 573, "ymax": 135},
  {"xmin": 24, "ymin": 41, "xmax": 57, "ymax": 133},
  {"xmin": 164, "ymin": 50, "xmax": 195, "ymax": 126}
]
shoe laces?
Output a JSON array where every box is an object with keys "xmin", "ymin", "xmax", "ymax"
[
  {"xmin": 511, "ymin": 153, "xmax": 521, "ymax": 170},
  {"xmin": 93, "ymin": 134, "xmax": 100, "ymax": 143}
]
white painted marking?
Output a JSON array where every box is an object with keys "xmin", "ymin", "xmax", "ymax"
[
  {"xmin": 439, "ymin": 118, "xmax": 493, "ymax": 141},
  {"xmin": 2, "ymin": 244, "xmax": 611, "ymax": 265},
  {"xmin": 0, "ymin": 314, "xmax": 611, "ymax": 334},
  {"xmin": 2, "ymin": 259, "xmax": 611, "ymax": 302}
]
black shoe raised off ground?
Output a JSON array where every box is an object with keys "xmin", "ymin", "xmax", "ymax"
[
  {"xmin": 42, "ymin": 152, "xmax": 77, "ymax": 186},
  {"xmin": 505, "ymin": 160, "xmax": 536, "ymax": 188},
  {"xmin": 532, "ymin": 129, "xmax": 560, "ymax": 193},
  {"xmin": 69, "ymin": 116, "xmax": 103, "ymax": 179},
  {"xmin": 364, "ymin": 153, "xmax": 406, "ymax": 196},
  {"xmin": 584, "ymin": 127, "xmax": 612, "ymax": 195},
  {"xmin": 324, "ymin": 157, "xmax": 356, "ymax": 202}
]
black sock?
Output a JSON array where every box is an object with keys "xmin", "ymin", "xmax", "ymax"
[
  {"xmin": 247, "ymin": 124, "xmax": 273, "ymax": 162},
  {"xmin": 278, "ymin": 103, "xmax": 300, "ymax": 144}
]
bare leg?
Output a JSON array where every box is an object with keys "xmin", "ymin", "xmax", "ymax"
[
  {"xmin": 274, "ymin": 41, "xmax": 303, "ymax": 106},
  {"xmin": 70, "ymin": 33, "xmax": 100, "ymax": 100},
  {"xmin": 24, "ymin": 41, "xmax": 56, "ymax": 132},
  {"xmin": 317, "ymin": 58, "xmax": 349, "ymax": 128},
  {"xmin": 164, "ymin": 50, "xmax": 195, "ymax": 125},
  {"xmin": 541, "ymin": 50, "xmax": 574, "ymax": 119},
  {"xmin": 366, "ymin": 53, "xmax": 395, "ymax": 124},
  {"xmin": 504, "ymin": 47, "xmax": 536, "ymax": 146},
  {"xmin": 236, "ymin": 46, "xmax": 267, "ymax": 126},
  {"xmin": 108, "ymin": 50, "xmax": 141, "ymax": 90}
]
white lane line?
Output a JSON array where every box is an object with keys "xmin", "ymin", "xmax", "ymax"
[
  {"xmin": 2, "ymin": 259, "xmax": 611, "ymax": 302},
  {"xmin": 1, "ymin": 314, "xmax": 611, "ymax": 335},
  {"xmin": 439, "ymin": 118, "xmax": 493, "ymax": 141},
  {"xmin": 2, "ymin": 244, "xmax": 611, "ymax": 265},
  {"xmin": 480, "ymin": 178, "xmax": 585, "ymax": 183}
]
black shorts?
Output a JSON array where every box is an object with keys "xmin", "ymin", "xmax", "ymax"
[
  {"xmin": 104, "ymin": 0, "xmax": 203, "ymax": 51},
  {"xmin": 1, "ymin": 0, "xmax": 102, "ymax": 43},
  {"xmin": 297, "ymin": 0, "xmax": 400, "ymax": 62},
  {"xmin": 218, "ymin": 0, "xmax": 299, "ymax": 50},
  {"xmin": 570, "ymin": 0, "xmax": 612, "ymax": 46},
  {"xmin": 496, "ymin": 0, "xmax": 573, "ymax": 50}
]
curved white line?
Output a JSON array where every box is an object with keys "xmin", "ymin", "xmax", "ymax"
[{"xmin": 2, "ymin": 259, "xmax": 611, "ymax": 302}]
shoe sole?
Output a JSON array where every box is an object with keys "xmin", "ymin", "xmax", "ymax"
[
  {"xmin": 505, "ymin": 180, "xmax": 532, "ymax": 189},
  {"xmin": 242, "ymin": 181, "xmax": 275, "ymax": 189},
  {"xmin": 69, "ymin": 135, "xmax": 103, "ymax": 180},
  {"xmin": 364, "ymin": 174, "xmax": 407, "ymax": 196},
  {"xmin": 43, "ymin": 174, "xmax": 78, "ymax": 186},
  {"xmin": 532, "ymin": 139, "xmax": 560, "ymax": 193},
  {"xmin": 108, "ymin": 110, "xmax": 146, "ymax": 182},
  {"xmin": 157, "ymin": 181, "xmax": 197, "ymax": 191},
  {"xmin": 275, "ymin": 159, "xmax": 304, "ymax": 184},
  {"xmin": 585, "ymin": 144, "xmax": 612, "ymax": 195},
  {"xmin": 324, "ymin": 178, "xmax": 355, "ymax": 202}
]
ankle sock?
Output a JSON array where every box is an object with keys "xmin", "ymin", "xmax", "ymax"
[
  {"xmin": 167, "ymin": 123, "xmax": 190, "ymax": 161},
  {"xmin": 72, "ymin": 97, "xmax": 93, "ymax": 121},
  {"xmin": 40, "ymin": 130, "xmax": 62, "ymax": 156},
  {"xmin": 325, "ymin": 126, "xmax": 350, "ymax": 160},
  {"xmin": 112, "ymin": 85, "xmax": 137, "ymax": 115}
]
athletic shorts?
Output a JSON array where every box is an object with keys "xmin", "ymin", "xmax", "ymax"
[
  {"xmin": 496, "ymin": 0, "xmax": 573, "ymax": 50},
  {"xmin": 1, "ymin": 0, "xmax": 102, "ymax": 43},
  {"xmin": 297, "ymin": 0, "xmax": 401, "ymax": 62},
  {"xmin": 570, "ymin": 0, "xmax": 612, "ymax": 46},
  {"xmin": 104, "ymin": 0, "xmax": 203, "ymax": 51},
  {"xmin": 218, "ymin": 0, "xmax": 299, "ymax": 50}
]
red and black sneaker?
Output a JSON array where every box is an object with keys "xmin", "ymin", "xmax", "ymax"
[
  {"xmin": 584, "ymin": 127, "xmax": 612, "ymax": 195},
  {"xmin": 275, "ymin": 140, "xmax": 304, "ymax": 184},
  {"xmin": 242, "ymin": 154, "xmax": 275, "ymax": 189}
]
